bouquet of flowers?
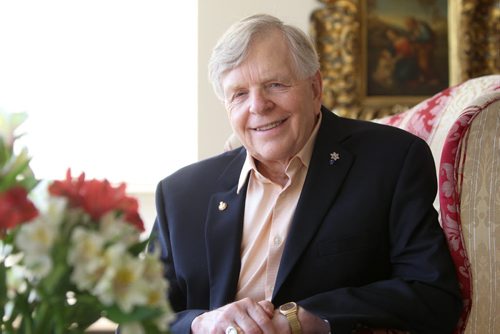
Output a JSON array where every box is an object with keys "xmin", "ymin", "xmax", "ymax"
[{"xmin": 0, "ymin": 110, "xmax": 172, "ymax": 334}]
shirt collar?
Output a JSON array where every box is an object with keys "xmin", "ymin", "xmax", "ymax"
[{"xmin": 237, "ymin": 111, "xmax": 323, "ymax": 193}]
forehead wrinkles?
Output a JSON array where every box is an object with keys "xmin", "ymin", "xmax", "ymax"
[
  {"xmin": 222, "ymin": 30, "xmax": 310, "ymax": 104},
  {"xmin": 251, "ymin": 29, "xmax": 303, "ymax": 78},
  {"xmin": 222, "ymin": 60, "xmax": 293, "ymax": 100},
  {"xmin": 226, "ymin": 35, "xmax": 296, "ymax": 86}
]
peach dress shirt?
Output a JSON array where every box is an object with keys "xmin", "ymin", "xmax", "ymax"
[{"xmin": 235, "ymin": 113, "xmax": 322, "ymax": 302}]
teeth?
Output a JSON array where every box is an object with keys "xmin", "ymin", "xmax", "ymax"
[{"xmin": 255, "ymin": 120, "xmax": 284, "ymax": 131}]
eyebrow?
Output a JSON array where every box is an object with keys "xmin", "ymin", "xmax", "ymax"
[{"xmin": 223, "ymin": 69, "xmax": 295, "ymax": 93}]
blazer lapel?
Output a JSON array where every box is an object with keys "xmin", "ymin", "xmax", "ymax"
[
  {"xmin": 273, "ymin": 109, "xmax": 355, "ymax": 298},
  {"xmin": 205, "ymin": 149, "xmax": 248, "ymax": 308}
]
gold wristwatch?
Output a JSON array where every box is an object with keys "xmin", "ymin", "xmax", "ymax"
[{"xmin": 279, "ymin": 302, "xmax": 302, "ymax": 334}]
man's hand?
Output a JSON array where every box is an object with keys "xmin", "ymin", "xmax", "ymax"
[{"xmin": 191, "ymin": 298, "xmax": 276, "ymax": 333}]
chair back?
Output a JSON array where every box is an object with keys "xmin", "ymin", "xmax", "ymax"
[{"xmin": 377, "ymin": 74, "xmax": 500, "ymax": 333}]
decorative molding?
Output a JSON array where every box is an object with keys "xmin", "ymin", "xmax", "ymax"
[
  {"xmin": 458, "ymin": 0, "xmax": 500, "ymax": 81},
  {"xmin": 310, "ymin": 0, "xmax": 499, "ymax": 120}
]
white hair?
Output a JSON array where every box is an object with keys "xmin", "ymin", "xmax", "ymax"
[{"xmin": 208, "ymin": 14, "xmax": 320, "ymax": 100}]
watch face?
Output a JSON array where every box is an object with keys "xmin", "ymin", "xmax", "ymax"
[{"xmin": 280, "ymin": 302, "xmax": 296, "ymax": 311}]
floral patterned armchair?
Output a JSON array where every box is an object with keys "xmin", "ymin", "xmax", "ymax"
[
  {"xmin": 224, "ymin": 74, "xmax": 500, "ymax": 333},
  {"xmin": 375, "ymin": 74, "xmax": 500, "ymax": 334}
]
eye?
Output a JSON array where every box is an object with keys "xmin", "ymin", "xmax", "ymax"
[
  {"xmin": 269, "ymin": 82, "xmax": 283, "ymax": 88},
  {"xmin": 231, "ymin": 91, "xmax": 247, "ymax": 102},
  {"xmin": 267, "ymin": 81, "xmax": 291, "ymax": 91}
]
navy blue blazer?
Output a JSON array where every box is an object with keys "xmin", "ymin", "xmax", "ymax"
[{"xmin": 152, "ymin": 107, "xmax": 462, "ymax": 333}]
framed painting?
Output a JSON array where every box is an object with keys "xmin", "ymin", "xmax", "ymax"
[
  {"xmin": 362, "ymin": 0, "xmax": 449, "ymax": 101},
  {"xmin": 310, "ymin": 0, "xmax": 499, "ymax": 120}
]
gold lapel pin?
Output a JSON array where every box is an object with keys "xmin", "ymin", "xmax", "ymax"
[{"xmin": 218, "ymin": 201, "xmax": 228, "ymax": 211}]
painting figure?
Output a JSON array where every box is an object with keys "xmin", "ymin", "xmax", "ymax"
[
  {"xmin": 366, "ymin": 0, "xmax": 448, "ymax": 96},
  {"xmin": 405, "ymin": 16, "xmax": 438, "ymax": 84},
  {"xmin": 371, "ymin": 49, "xmax": 395, "ymax": 88},
  {"xmin": 385, "ymin": 28, "xmax": 419, "ymax": 86},
  {"xmin": 371, "ymin": 17, "xmax": 442, "ymax": 92}
]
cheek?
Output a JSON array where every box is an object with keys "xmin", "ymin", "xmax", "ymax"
[{"xmin": 227, "ymin": 106, "xmax": 246, "ymax": 133}]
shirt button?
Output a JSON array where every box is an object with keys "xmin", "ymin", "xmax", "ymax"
[{"xmin": 273, "ymin": 236, "xmax": 282, "ymax": 246}]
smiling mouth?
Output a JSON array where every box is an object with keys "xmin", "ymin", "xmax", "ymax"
[{"xmin": 253, "ymin": 118, "xmax": 287, "ymax": 131}]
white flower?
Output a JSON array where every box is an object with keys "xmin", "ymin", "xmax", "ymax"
[
  {"xmin": 141, "ymin": 250, "xmax": 174, "ymax": 330},
  {"xmin": 141, "ymin": 251, "xmax": 165, "ymax": 285},
  {"xmin": 99, "ymin": 212, "xmax": 140, "ymax": 247},
  {"xmin": 29, "ymin": 181, "xmax": 67, "ymax": 220},
  {"xmin": 93, "ymin": 244, "xmax": 148, "ymax": 313},
  {"xmin": 15, "ymin": 217, "xmax": 58, "ymax": 278},
  {"xmin": 13, "ymin": 194, "xmax": 67, "ymax": 279},
  {"xmin": 6, "ymin": 263, "xmax": 28, "ymax": 296},
  {"xmin": 0, "ymin": 109, "xmax": 27, "ymax": 148},
  {"xmin": 0, "ymin": 147, "xmax": 30, "ymax": 177},
  {"xmin": 141, "ymin": 251, "xmax": 169, "ymax": 308},
  {"xmin": 68, "ymin": 227, "xmax": 107, "ymax": 290},
  {"xmin": 68, "ymin": 227, "xmax": 105, "ymax": 263},
  {"xmin": 144, "ymin": 278, "xmax": 168, "ymax": 308},
  {"xmin": 23, "ymin": 253, "xmax": 53, "ymax": 279},
  {"xmin": 154, "ymin": 305, "xmax": 175, "ymax": 331}
]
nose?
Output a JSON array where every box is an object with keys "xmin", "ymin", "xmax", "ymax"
[{"xmin": 249, "ymin": 90, "xmax": 273, "ymax": 114}]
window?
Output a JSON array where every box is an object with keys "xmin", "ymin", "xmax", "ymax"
[{"xmin": 0, "ymin": 0, "xmax": 198, "ymax": 193}]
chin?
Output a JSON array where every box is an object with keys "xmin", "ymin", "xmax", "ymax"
[{"xmin": 258, "ymin": 150, "xmax": 293, "ymax": 162}]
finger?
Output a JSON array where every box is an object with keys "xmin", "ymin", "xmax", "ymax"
[
  {"xmin": 219, "ymin": 299, "xmax": 259, "ymax": 332},
  {"xmin": 246, "ymin": 303, "xmax": 276, "ymax": 334},
  {"xmin": 224, "ymin": 324, "xmax": 240, "ymax": 334},
  {"xmin": 258, "ymin": 300, "xmax": 275, "ymax": 317},
  {"xmin": 232, "ymin": 300, "xmax": 275, "ymax": 334}
]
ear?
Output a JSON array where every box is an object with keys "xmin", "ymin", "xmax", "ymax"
[{"xmin": 311, "ymin": 70, "xmax": 323, "ymax": 110}]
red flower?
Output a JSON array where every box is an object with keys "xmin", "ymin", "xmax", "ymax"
[
  {"xmin": 49, "ymin": 169, "xmax": 145, "ymax": 232},
  {"xmin": 0, "ymin": 187, "xmax": 39, "ymax": 233}
]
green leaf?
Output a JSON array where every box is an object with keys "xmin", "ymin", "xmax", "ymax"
[
  {"xmin": 104, "ymin": 304, "xmax": 164, "ymax": 324},
  {"xmin": 40, "ymin": 262, "xmax": 71, "ymax": 295},
  {"xmin": 2, "ymin": 228, "xmax": 17, "ymax": 244},
  {"xmin": 18, "ymin": 176, "xmax": 39, "ymax": 192},
  {"xmin": 0, "ymin": 137, "xmax": 9, "ymax": 166},
  {"xmin": 12, "ymin": 290, "xmax": 34, "ymax": 334},
  {"xmin": 140, "ymin": 321, "xmax": 170, "ymax": 334},
  {"xmin": 0, "ymin": 155, "xmax": 33, "ymax": 192},
  {"xmin": 128, "ymin": 238, "xmax": 150, "ymax": 256},
  {"xmin": 32, "ymin": 301, "xmax": 52, "ymax": 334},
  {"xmin": 65, "ymin": 294, "xmax": 103, "ymax": 330},
  {"xmin": 0, "ymin": 261, "xmax": 7, "ymax": 320}
]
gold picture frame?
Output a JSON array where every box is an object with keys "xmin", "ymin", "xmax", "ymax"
[{"xmin": 310, "ymin": 0, "xmax": 500, "ymax": 120}]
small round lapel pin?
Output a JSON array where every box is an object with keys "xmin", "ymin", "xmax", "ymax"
[{"xmin": 218, "ymin": 201, "xmax": 228, "ymax": 211}]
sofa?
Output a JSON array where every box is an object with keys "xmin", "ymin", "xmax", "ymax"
[{"xmin": 375, "ymin": 74, "xmax": 500, "ymax": 333}]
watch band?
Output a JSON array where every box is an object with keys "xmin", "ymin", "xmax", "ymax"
[{"xmin": 279, "ymin": 302, "xmax": 302, "ymax": 334}]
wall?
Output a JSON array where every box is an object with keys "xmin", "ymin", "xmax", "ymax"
[
  {"xmin": 137, "ymin": 1, "xmax": 320, "ymax": 235},
  {"xmin": 132, "ymin": 191, "xmax": 157, "ymax": 237},
  {"xmin": 197, "ymin": 0, "xmax": 320, "ymax": 160}
]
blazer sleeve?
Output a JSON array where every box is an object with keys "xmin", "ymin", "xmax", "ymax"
[
  {"xmin": 151, "ymin": 223, "xmax": 204, "ymax": 334},
  {"xmin": 297, "ymin": 137, "xmax": 462, "ymax": 334},
  {"xmin": 151, "ymin": 184, "xmax": 206, "ymax": 334},
  {"xmin": 149, "ymin": 149, "xmax": 246, "ymax": 334}
]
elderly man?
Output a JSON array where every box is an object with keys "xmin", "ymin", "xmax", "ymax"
[{"xmin": 152, "ymin": 14, "xmax": 462, "ymax": 334}]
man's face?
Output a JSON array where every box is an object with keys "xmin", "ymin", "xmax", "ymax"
[{"xmin": 221, "ymin": 29, "xmax": 322, "ymax": 168}]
